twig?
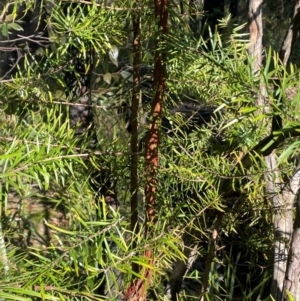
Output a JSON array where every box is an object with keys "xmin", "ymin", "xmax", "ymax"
[{"xmin": 199, "ymin": 212, "xmax": 224, "ymax": 301}]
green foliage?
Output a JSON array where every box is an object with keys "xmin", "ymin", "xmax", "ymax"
[
  {"xmin": 1, "ymin": 0, "xmax": 300, "ymax": 300},
  {"xmin": 0, "ymin": 1, "xmax": 187, "ymax": 299}
]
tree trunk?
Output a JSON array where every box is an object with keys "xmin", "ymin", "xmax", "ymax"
[
  {"xmin": 282, "ymin": 192, "xmax": 300, "ymax": 301},
  {"xmin": 265, "ymin": 154, "xmax": 293, "ymax": 301},
  {"xmin": 249, "ymin": 0, "xmax": 297, "ymax": 300},
  {"xmin": 270, "ymin": 1, "xmax": 300, "ymax": 299},
  {"xmin": 248, "ymin": 0, "xmax": 264, "ymax": 86}
]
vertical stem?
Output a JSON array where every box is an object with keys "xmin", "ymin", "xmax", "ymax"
[
  {"xmin": 131, "ymin": 3, "xmax": 141, "ymax": 275},
  {"xmin": 124, "ymin": 0, "xmax": 168, "ymax": 300},
  {"xmin": 144, "ymin": 0, "xmax": 168, "ymax": 232},
  {"xmin": 143, "ymin": 0, "xmax": 168, "ymax": 290}
]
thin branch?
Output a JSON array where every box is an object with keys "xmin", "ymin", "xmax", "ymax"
[
  {"xmin": 199, "ymin": 212, "xmax": 224, "ymax": 301},
  {"xmin": 0, "ymin": 34, "xmax": 50, "ymax": 45},
  {"xmin": 130, "ymin": 1, "xmax": 141, "ymax": 276}
]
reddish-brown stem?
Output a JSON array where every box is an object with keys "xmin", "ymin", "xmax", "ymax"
[
  {"xmin": 124, "ymin": 0, "xmax": 168, "ymax": 299},
  {"xmin": 144, "ymin": 0, "xmax": 168, "ymax": 232}
]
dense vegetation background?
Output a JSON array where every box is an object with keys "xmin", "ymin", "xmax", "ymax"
[{"xmin": 1, "ymin": 0, "xmax": 300, "ymax": 300}]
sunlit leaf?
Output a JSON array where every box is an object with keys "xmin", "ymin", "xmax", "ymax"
[
  {"xmin": 108, "ymin": 45, "xmax": 119, "ymax": 67},
  {"xmin": 103, "ymin": 72, "xmax": 112, "ymax": 84}
]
